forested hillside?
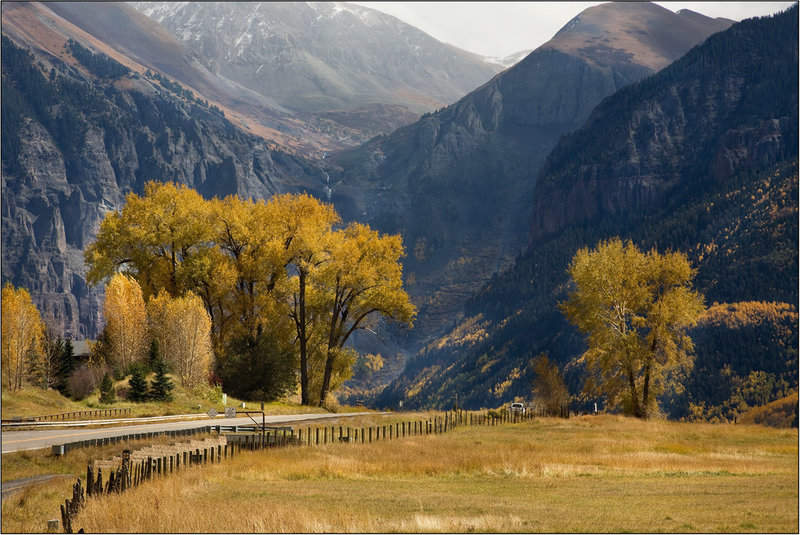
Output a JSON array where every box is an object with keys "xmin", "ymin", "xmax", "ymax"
[{"xmin": 373, "ymin": 6, "xmax": 798, "ymax": 418}]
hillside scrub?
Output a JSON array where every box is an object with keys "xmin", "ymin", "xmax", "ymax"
[{"xmin": 63, "ymin": 415, "xmax": 797, "ymax": 533}]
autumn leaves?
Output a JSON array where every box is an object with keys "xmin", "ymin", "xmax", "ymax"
[{"xmin": 84, "ymin": 182, "xmax": 416, "ymax": 406}]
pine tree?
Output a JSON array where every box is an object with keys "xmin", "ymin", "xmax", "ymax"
[
  {"xmin": 56, "ymin": 338, "xmax": 76, "ymax": 396},
  {"xmin": 146, "ymin": 339, "xmax": 160, "ymax": 371},
  {"xmin": 127, "ymin": 365, "xmax": 149, "ymax": 402},
  {"xmin": 148, "ymin": 357, "xmax": 174, "ymax": 402},
  {"xmin": 99, "ymin": 372, "xmax": 115, "ymax": 404}
]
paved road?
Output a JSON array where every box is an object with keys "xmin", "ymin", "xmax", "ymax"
[
  {"xmin": 1, "ymin": 474, "xmax": 73, "ymax": 498},
  {"xmin": 1, "ymin": 412, "xmax": 375, "ymax": 454}
]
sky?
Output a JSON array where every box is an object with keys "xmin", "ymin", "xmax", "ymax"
[{"xmin": 352, "ymin": 2, "xmax": 795, "ymax": 58}]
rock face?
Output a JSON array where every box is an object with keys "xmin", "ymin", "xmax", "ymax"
[
  {"xmin": 1, "ymin": 28, "xmax": 321, "ymax": 338},
  {"xmin": 130, "ymin": 2, "xmax": 503, "ymax": 138},
  {"xmin": 328, "ymin": 2, "xmax": 732, "ymax": 344},
  {"xmin": 372, "ymin": 6, "xmax": 797, "ymax": 411},
  {"xmin": 531, "ymin": 8, "xmax": 798, "ymax": 240}
]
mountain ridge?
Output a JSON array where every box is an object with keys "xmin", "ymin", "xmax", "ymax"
[
  {"xmin": 327, "ymin": 1, "xmax": 733, "ymax": 346},
  {"xmin": 371, "ymin": 5, "xmax": 798, "ymax": 414}
]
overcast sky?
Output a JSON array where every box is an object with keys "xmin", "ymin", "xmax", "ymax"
[{"xmin": 352, "ymin": 2, "xmax": 795, "ymax": 58}]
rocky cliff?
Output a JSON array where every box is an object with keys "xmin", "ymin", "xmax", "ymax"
[
  {"xmin": 328, "ymin": 2, "xmax": 732, "ymax": 344},
  {"xmin": 1, "ymin": 25, "xmax": 322, "ymax": 338},
  {"xmin": 532, "ymin": 8, "xmax": 798, "ymax": 240}
]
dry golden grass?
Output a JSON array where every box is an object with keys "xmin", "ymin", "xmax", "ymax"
[{"xmin": 55, "ymin": 415, "xmax": 799, "ymax": 533}]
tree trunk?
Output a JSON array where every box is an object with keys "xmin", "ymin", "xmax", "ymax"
[
  {"xmin": 627, "ymin": 366, "xmax": 644, "ymax": 418},
  {"xmin": 319, "ymin": 347, "xmax": 335, "ymax": 407},
  {"xmin": 641, "ymin": 361, "xmax": 652, "ymax": 420},
  {"xmin": 298, "ymin": 269, "xmax": 310, "ymax": 405}
]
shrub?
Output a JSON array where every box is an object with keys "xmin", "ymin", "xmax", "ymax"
[{"xmin": 68, "ymin": 364, "xmax": 98, "ymax": 400}]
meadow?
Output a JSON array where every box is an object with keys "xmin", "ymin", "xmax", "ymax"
[{"xmin": 4, "ymin": 414, "xmax": 794, "ymax": 533}]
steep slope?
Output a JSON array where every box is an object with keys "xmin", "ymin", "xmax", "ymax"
[
  {"xmin": 37, "ymin": 1, "xmax": 332, "ymax": 153},
  {"xmin": 1, "ymin": 16, "xmax": 323, "ymax": 339},
  {"xmin": 374, "ymin": 6, "xmax": 798, "ymax": 414},
  {"xmin": 328, "ymin": 2, "xmax": 733, "ymax": 344},
  {"xmin": 130, "ymin": 2, "xmax": 503, "ymax": 143}
]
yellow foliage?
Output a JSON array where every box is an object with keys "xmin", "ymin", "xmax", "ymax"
[
  {"xmin": 492, "ymin": 367, "xmax": 521, "ymax": 398},
  {"xmin": 698, "ymin": 301, "xmax": 797, "ymax": 330},
  {"xmin": 104, "ymin": 273, "xmax": 147, "ymax": 369},
  {"xmin": 429, "ymin": 314, "xmax": 490, "ymax": 352},
  {"xmin": 147, "ymin": 290, "xmax": 213, "ymax": 388},
  {"xmin": 562, "ymin": 238, "xmax": 705, "ymax": 418},
  {"xmin": 1, "ymin": 283, "xmax": 44, "ymax": 390},
  {"xmin": 86, "ymin": 183, "xmax": 415, "ymax": 405}
]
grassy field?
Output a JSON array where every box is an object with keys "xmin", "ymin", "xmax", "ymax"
[{"xmin": 4, "ymin": 414, "xmax": 794, "ymax": 533}]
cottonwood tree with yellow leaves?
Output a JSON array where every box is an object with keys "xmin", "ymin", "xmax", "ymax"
[
  {"xmin": 314, "ymin": 223, "xmax": 416, "ymax": 405},
  {"xmin": 85, "ymin": 181, "xmax": 416, "ymax": 405},
  {"xmin": 561, "ymin": 238, "xmax": 705, "ymax": 418},
  {"xmin": 1, "ymin": 283, "xmax": 45, "ymax": 390}
]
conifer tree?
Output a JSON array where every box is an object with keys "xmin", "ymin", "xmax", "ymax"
[
  {"xmin": 147, "ymin": 339, "xmax": 160, "ymax": 371},
  {"xmin": 56, "ymin": 338, "xmax": 76, "ymax": 396},
  {"xmin": 99, "ymin": 372, "xmax": 115, "ymax": 404},
  {"xmin": 127, "ymin": 365, "xmax": 149, "ymax": 402},
  {"xmin": 149, "ymin": 357, "xmax": 174, "ymax": 402}
]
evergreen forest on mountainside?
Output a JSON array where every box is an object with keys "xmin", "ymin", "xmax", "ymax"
[{"xmin": 373, "ymin": 6, "xmax": 798, "ymax": 421}]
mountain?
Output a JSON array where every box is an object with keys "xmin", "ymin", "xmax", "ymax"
[
  {"xmin": 327, "ymin": 2, "xmax": 733, "ymax": 346},
  {"xmin": 373, "ymin": 6, "xmax": 798, "ymax": 415},
  {"xmin": 1, "ymin": 3, "xmax": 324, "ymax": 338},
  {"xmin": 130, "ymin": 2, "xmax": 503, "ymax": 144},
  {"xmin": 483, "ymin": 49, "xmax": 534, "ymax": 69},
  {"xmin": 38, "ymin": 1, "xmax": 334, "ymax": 153}
]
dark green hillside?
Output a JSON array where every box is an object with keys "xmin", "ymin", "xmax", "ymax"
[{"xmin": 374, "ymin": 6, "xmax": 798, "ymax": 417}]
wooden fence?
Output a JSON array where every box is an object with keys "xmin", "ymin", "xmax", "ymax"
[
  {"xmin": 57, "ymin": 409, "xmax": 534, "ymax": 533},
  {"xmin": 50, "ymin": 425, "xmax": 220, "ymax": 456}
]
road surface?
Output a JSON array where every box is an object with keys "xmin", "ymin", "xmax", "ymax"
[{"xmin": 1, "ymin": 412, "xmax": 375, "ymax": 454}]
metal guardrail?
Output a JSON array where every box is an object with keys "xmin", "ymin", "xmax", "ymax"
[
  {"xmin": 48, "ymin": 424, "xmax": 294, "ymax": 455},
  {"xmin": 2, "ymin": 413, "xmax": 217, "ymax": 429}
]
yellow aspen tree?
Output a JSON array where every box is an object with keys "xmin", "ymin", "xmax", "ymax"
[
  {"xmin": 146, "ymin": 289, "xmax": 173, "ymax": 366},
  {"xmin": 149, "ymin": 291, "xmax": 213, "ymax": 388},
  {"xmin": 85, "ymin": 181, "xmax": 217, "ymax": 310},
  {"xmin": 1, "ymin": 283, "xmax": 45, "ymax": 390},
  {"xmin": 104, "ymin": 273, "xmax": 148, "ymax": 370}
]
